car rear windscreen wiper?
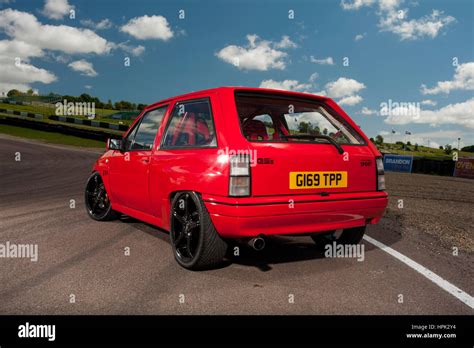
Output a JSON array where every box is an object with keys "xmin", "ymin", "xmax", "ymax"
[{"xmin": 281, "ymin": 134, "xmax": 344, "ymax": 154}]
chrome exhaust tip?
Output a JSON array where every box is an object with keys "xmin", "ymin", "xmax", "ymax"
[{"xmin": 248, "ymin": 236, "xmax": 265, "ymax": 251}]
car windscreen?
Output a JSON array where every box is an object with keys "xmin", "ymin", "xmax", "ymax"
[{"xmin": 235, "ymin": 92, "xmax": 365, "ymax": 145}]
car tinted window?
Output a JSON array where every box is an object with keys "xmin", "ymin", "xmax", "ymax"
[
  {"xmin": 235, "ymin": 93, "xmax": 365, "ymax": 145},
  {"xmin": 130, "ymin": 106, "xmax": 167, "ymax": 150},
  {"xmin": 162, "ymin": 99, "xmax": 217, "ymax": 148}
]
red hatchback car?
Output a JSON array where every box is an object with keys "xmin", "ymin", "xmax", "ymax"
[{"xmin": 85, "ymin": 87, "xmax": 388, "ymax": 270}]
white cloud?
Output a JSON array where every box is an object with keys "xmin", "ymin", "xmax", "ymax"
[
  {"xmin": 216, "ymin": 34, "xmax": 293, "ymax": 71},
  {"xmin": 0, "ymin": 39, "xmax": 55, "ymax": 95},
  {"xmin": 341, "ymin": 0, "xmax": 455, "ymax": 40},
  {"xmin": 318, "ymin": 77, "xmax": 366, "ymax": 106},
  {"xmin": 309, "ymin": 72, "xmax": 319, "ymax": 83},
  {"xmin": 421, "ymin": 62, "xmax": 474, "ymax": 95},
  {"xmin": 341, "ymin": 0, "xmax": 375, "ymax": 10},
  {"xmin": 360, "ymin": 106, "xmax": 378, "ymax": 115},
  {"xmin": 0, "ymin": 59, "xmax": 56, "ymax": 84},
  {"xmin": 338, "ymin": 95, "xmax": 363, "ymax": 106},
  {"xmin": 274, "ymin": 35, "xmax": 297, "ymax": 49},
  {"xmin": 314, "ymin": 90, "xmax": 327, "ymax": 96},
  {"xmin": 51, "ymin": 54, "xmax": 70, "ymax": 63},
  {"xmin": 129, "ymin": 45, "xmax": 145, "ymax": 57},
  {"xmin": 259, "ymin": 79, "xmax": 312, "ymax": 92},
  {"xmin": 80, "ymin": 18, "xmax": 113, "ymax": 30},
  {"xmin": 121, "ymin": 15, "xmax": 173, "ymax": 40},
  {"xmin": 420, "ymin": 99, "xmax": 437, "ymax": 106},
  {"xmin": 354, "ymin": 33, "xmax": 366, "ymax": 41},
  {"xmin": 115, "ymin": 42, "xmax": 146, "ymax": 57},
  {"xmin": 380, "ymin": 9, "xmax": 455, "ymax": 41},
  {"xmin": 325, "ymin": 77, "xmax": 366, "ymax": 99},
  {"xmin": 0, "ymin": 9, "xmax": 113, "ymax": 55},
  {"xmin": 0, "ymin": 9, "xmax": 117, "ymax": 94},
  {"xmin": 258, "ymin": 75, "xmax": 366, "ymax": 106},
  {"xmin": 310, "ymin": 56, "xmax": 335, "ymax": 65},
  {"xmin": 42, "ymin": 0, "xmax": 74, "ymax": 20},
  {"xmin": 0, "ymin": 56, "xmax": 56, "ymax": 95},
  {"xmin": 378, "ymin": 0, "xmax": 402, "ymax": 11},
  {"xmin": 0, "ymin": 39, "xmax": 44, "ymax": 60},
  {"xmin": 384, "ymin": 98, "xmax": 474, "ymax": 129},
  {"xmin": 68, "ymin": 59, "xmax": 98, "ymax": 77}
]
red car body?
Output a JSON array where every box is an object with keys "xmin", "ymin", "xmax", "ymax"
[{"xmin": 88, "ymin": 87, "xmax": 388, "ymax": 269}]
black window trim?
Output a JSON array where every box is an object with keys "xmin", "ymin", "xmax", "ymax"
[
  {"xmin": 234, "ymin": 91, "xmax": 367, "ymax": 147},
  {"xmin": 123, "ymin": 104, "xmax": 169, "ymax": 152},
  {"xmin": 159, "ymin": 97, "xmax": 218, "ymax": 150}
]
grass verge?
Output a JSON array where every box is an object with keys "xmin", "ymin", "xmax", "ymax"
[{"xmin": 0, "ymin": 124, "xmax": 105, "ymax": 148}]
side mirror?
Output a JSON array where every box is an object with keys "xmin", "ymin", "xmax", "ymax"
[{"xmin": 107, "ymin": 138, "xmax": 122, "ymax": 151}]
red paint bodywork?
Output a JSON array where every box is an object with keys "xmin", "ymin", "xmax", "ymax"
[{"xmin": 92, "ymin": 87, "xmax": 388, "ymax": 238}]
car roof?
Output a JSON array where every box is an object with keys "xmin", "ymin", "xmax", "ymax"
[{"xmin": 144, "ymin": 87, "xmax": 329, "ymax": 111}]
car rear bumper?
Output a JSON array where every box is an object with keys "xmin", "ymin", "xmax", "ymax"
[{"xmin": 202, "ymin": 192, "xmax": 388, "ymax": 238}]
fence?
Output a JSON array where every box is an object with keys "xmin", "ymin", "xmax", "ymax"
[
  {"xmin": 411, "ymin": 157, "xmax": 455, "ymax": 176},
  {"xmin": 382, "ymin": 153, "xmax": 470, "ymax": 178},
  {"xmin": 49, "ymin": 115, "xmax": 129, "ymax": 131},
  {"xmin": 0, "ymin": 117, "xmax": 119, "ymax": 142}
]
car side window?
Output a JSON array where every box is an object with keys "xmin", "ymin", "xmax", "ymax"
[
  {"xmin": 127, "ymin": 106, "xmax": 168, "ymax": 151},
  {"xmin": 122, "ymin": 121, "xmax": 140, "ymax": 151},
  {"xmin": 162, "ymin": 99, "xmax": 217, "ymax": 148}
]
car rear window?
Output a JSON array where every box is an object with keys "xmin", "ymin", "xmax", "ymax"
[{"xmin": 235, "ymin": 92, "xmax": 365, "ymax": 145}]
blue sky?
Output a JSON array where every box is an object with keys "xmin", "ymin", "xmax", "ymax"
[{"xmin": 0, "ymin": 0, "xmax": 473, "ymax": 147}]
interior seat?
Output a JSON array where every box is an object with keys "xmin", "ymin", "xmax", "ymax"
[{"xmin": 243, "ymin": 119, "xmax": 268, "ymax": 140}]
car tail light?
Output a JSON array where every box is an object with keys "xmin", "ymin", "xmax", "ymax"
[
  {"xmin": 229, "ymin": 155, "xmax": 250, "ymax": 196},
  {"xmin": 376, "ymin": 157, "xmax": 386, "ymax": 191}
]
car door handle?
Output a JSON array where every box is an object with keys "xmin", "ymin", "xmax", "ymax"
[{"xmin": 141, "ymin": 157, "xmax": 150, "ymax": 163}]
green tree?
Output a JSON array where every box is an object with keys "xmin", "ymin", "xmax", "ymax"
[
  {"xmin": 79, "ymin": 93, "xmax": 93, "ymax": 102},
  {"xmin": 114, "ymin": 100, "xmax": 133, "ymax": 110},
  {"xmin": 7, "ymin": 89, "xmax": 22, "ymax": 97},
  {"xmin": 298, "ymin": 121, "xmax": 310, "ymax": 133},
  {"xmin": 461, "ymin": 145, "xmax": 474, "ymax": 153},
  {"xmin": 375, "ymin": 134, "xmax": 384, "ymax": 145},
  {"xmin": 105, "ymin": 99, "xmax": 113, "ymax": 109},
  {"xmin": 444, "ymin": 144, "xmax": 452, "ymax": 155},
  {"xmin": 62, "ymin": 95, "xmax": 77, "ymax": 103}
]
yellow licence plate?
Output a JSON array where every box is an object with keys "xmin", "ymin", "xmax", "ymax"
[{"xmin": 289, "ymin": 171, "xmax": 348, "ymax": 189}]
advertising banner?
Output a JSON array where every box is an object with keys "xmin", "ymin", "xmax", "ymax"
[
  {"xmin": 383, "ymin": 154, "xmax": 413, "ymax": 173},
  {"xmin": 453, "ymin": 158, "xmax": 474, "ymax": 179}
]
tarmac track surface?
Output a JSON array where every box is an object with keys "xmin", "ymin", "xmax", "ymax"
[{"xmin": 0, "ymin": 135, "xmax": 473, "ymax": 314}]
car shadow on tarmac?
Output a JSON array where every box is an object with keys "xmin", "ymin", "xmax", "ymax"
[
  {"xmin": 118, "ymin": 210, "xmax": 405, "ymax": 272},
  {"xmin": 228, "ymin": 236, "xmax": 328, "ymax": 271}
]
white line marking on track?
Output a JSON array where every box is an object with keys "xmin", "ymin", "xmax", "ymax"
[{"xmin": 363, "ymin": 235, "xmax": 474, "ymax": 309}]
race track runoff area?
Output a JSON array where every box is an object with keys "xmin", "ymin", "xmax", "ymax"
[{"xmin": 0, "ymin": 135, "xmax": 472, "ymax": 315}]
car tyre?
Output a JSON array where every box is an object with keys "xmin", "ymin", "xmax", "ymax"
[
  {"xmin": 170, "ymin": 191, "xmax": 228, "ymax": 270},
  {"xmin": 85, "ymin": 172, "xmax": 120, "ymax": 221}
]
